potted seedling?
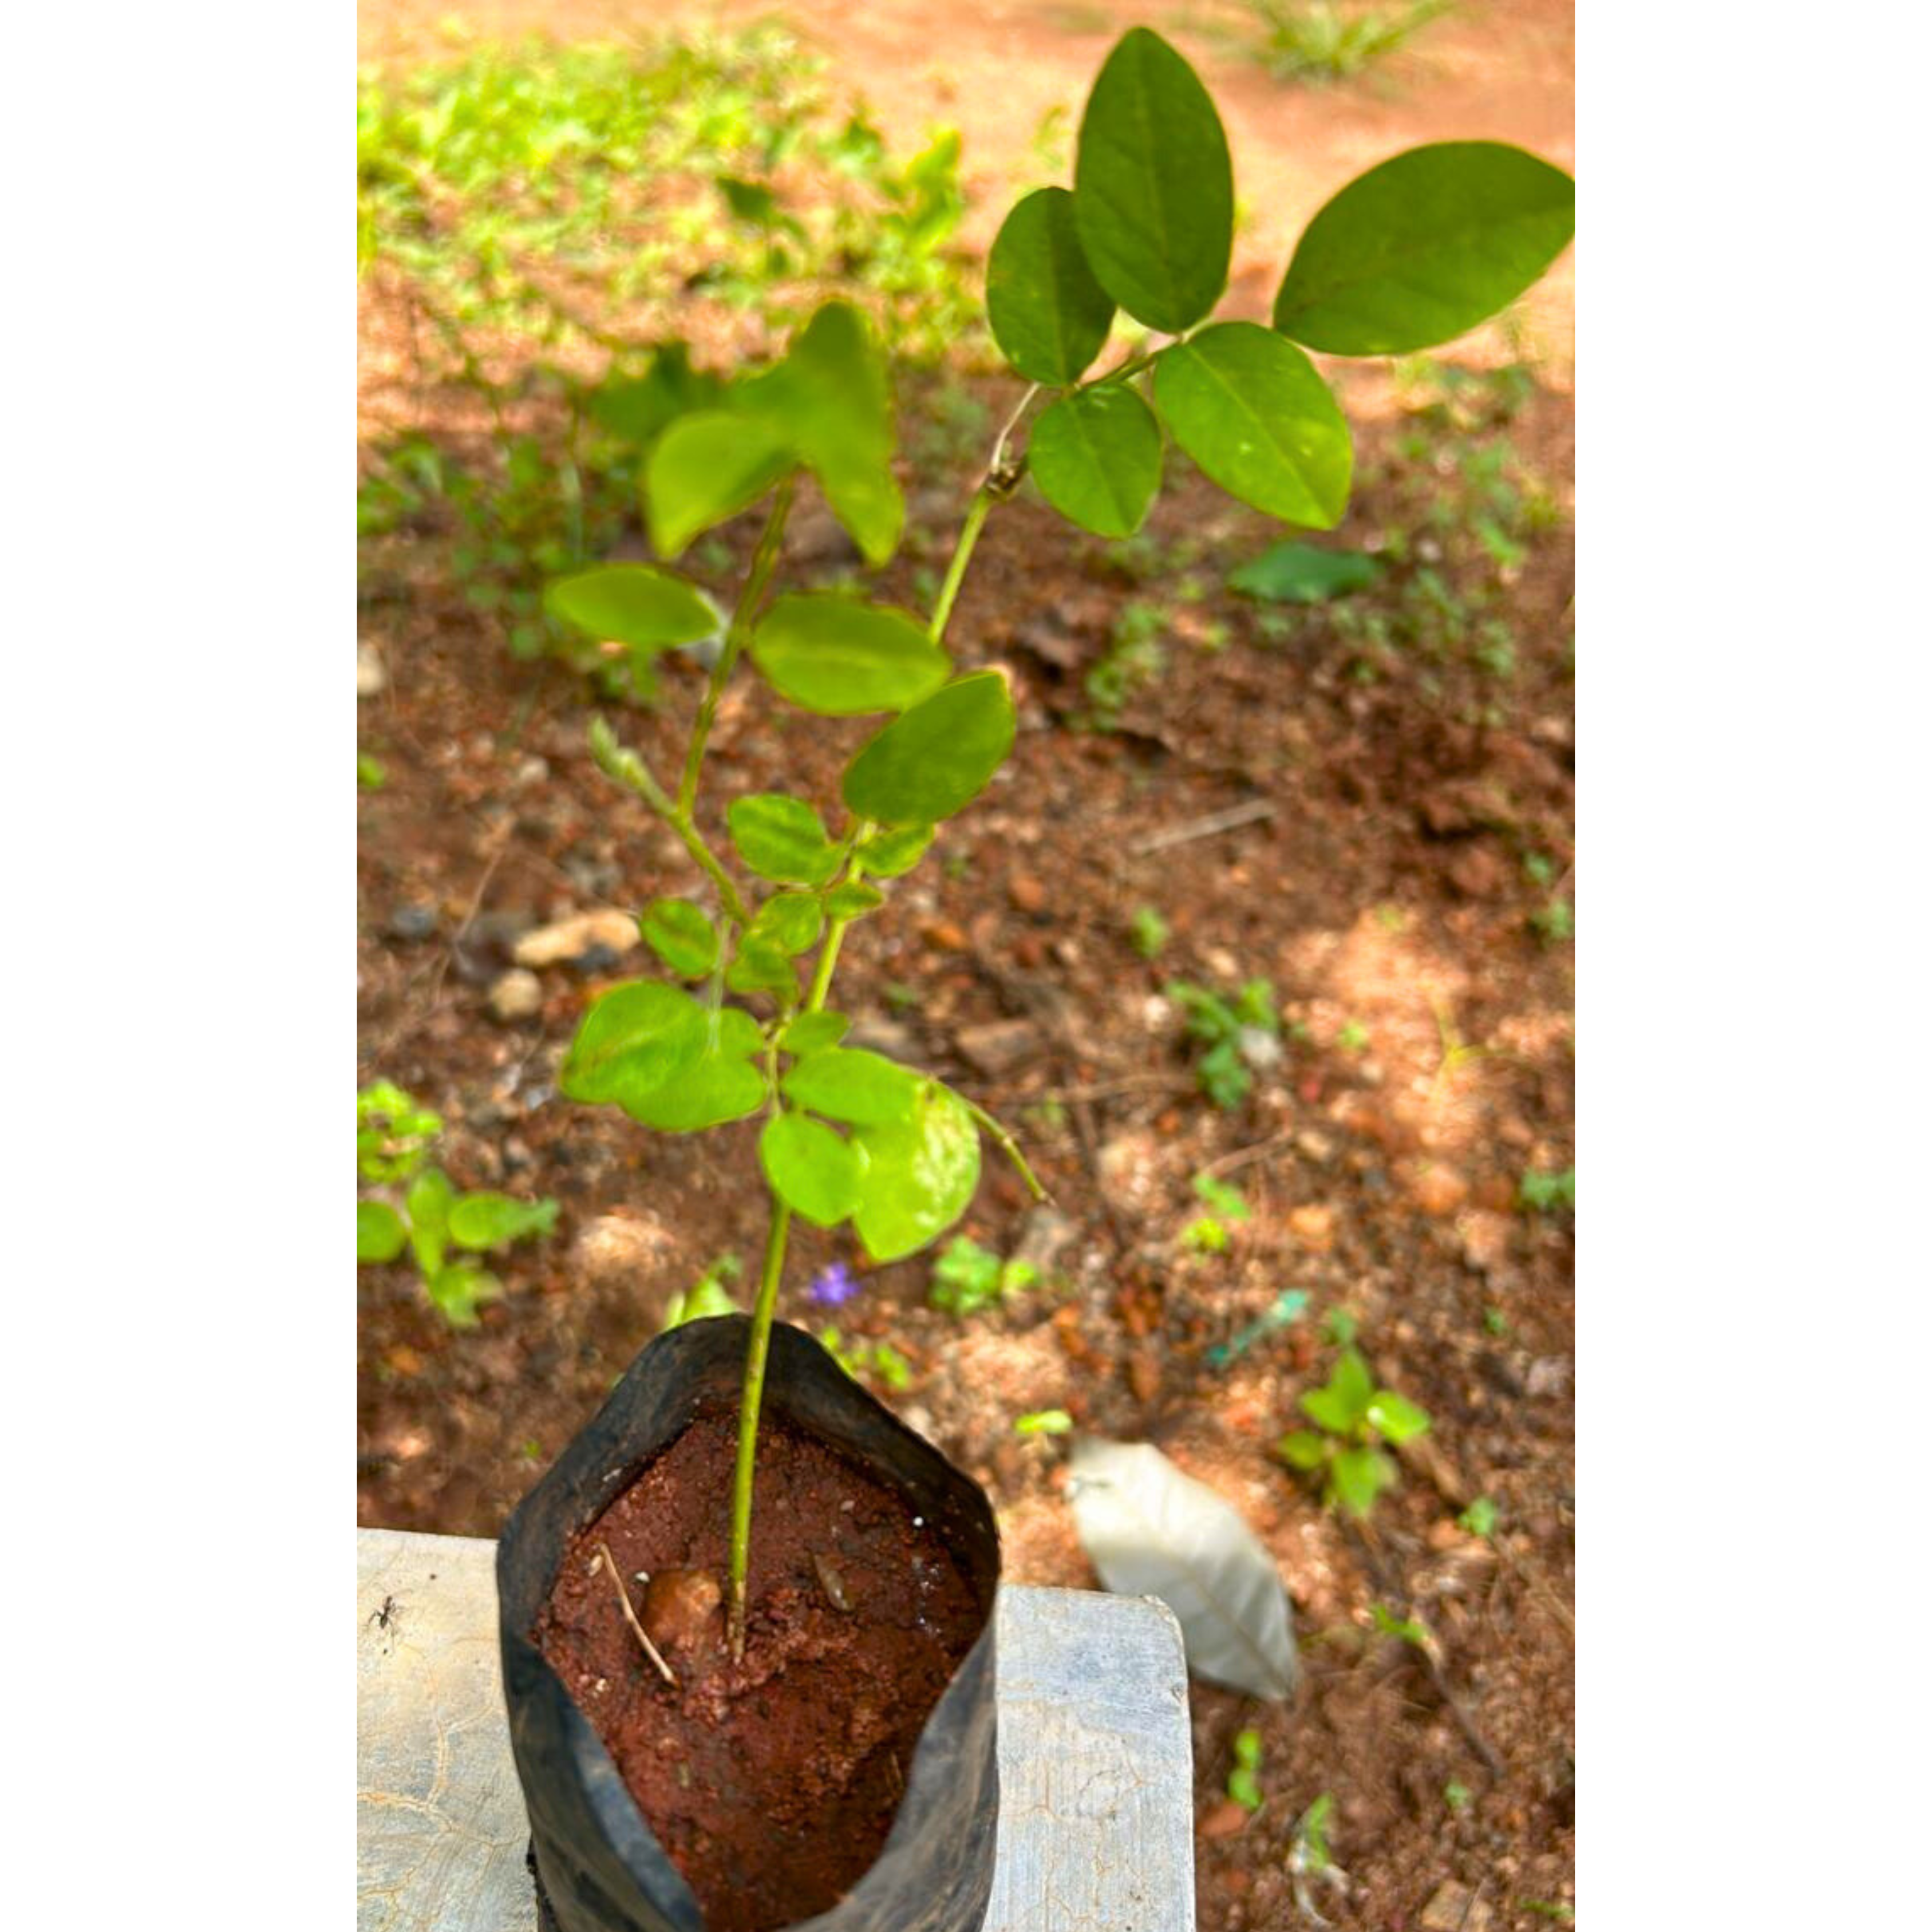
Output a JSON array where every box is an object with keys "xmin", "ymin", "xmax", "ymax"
[{"xmin": 494, "ymin": 26, "xmax": 1574, "ymax": 1932}]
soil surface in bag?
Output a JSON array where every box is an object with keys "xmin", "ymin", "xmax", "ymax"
[{"xmin": 533, "ymin": 1403, "xmax": 986, "ymax": 1932}]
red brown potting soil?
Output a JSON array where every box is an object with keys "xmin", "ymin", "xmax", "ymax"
[{"xmin": 533, "ymin": 1408, "xmax": 989, "ymax": 1932}]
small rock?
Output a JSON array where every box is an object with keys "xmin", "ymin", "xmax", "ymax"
[
  {"xmin": 1012, "ymin": 614, "xmax": 1085, "ymax": 672},
  {"xmin": 512, "ymin": 756, "xmax": 550, "ymax": 790},
  {"xmin": 572, "ymin": 942, "xmax": 623, "ymax": 977},
  {"xmin": 1288, "ymin": 1204, "xmax": 1336, "ymax": 1253},
  {"xmin": 357, "ymin": 641, "xmax": 387, "ymax": 697},
  {"xmin": 1127, "ymin": 1349, "xmax": 1161, "ymax": 1403},
  {"xmin": 514, "ymin": 909, "xmax": 639, "ymax": 969},
  {"xmin": 847, "ymin": 1016, "xmax": 918, "ymax": 1061},
  {"xmin": 1420, "ymin": 1881, "xmax": 1492, "ymax": 1932},
  {"xmin": 1199, "ymin": 1799, "xmax": 1251, "ymax": 1840},
  {"xmin": 487, "ymin": 969, "xmax": 544, "ymax": 1023},
  {"xmin": 1097, "ymin": 1128, "xmax": 1161, "ymax": 1212},
  {"xmin": 919, "ymin": 917, "xmax": 969, "ymax": 951},
  {"xmin": 1448, "ymin": 844, "xmax": 1507, "ymax": 899},
  {"xmin": 641, "ymin": 1568, "xmax": 723, "ymax": 1657},
  {"xmin": 954, "ymin": 1018, "xmax": 1041, "ymax": 1077},
  {"xmin": 559, "ymin": 854, "xmax": 623, "ymax": 901},
  {"xmin": 386, "ymin": 903, "xmax": 438, "ymax": 943},
  {"xmin": 787, "ymin": 503, "xmax": 860, "ymax": 566},
  {"xmin": 1203, "ymin": 946, "xmax": 1240, "ymax": 980},
  {"xmin": 570, "ymin": 1213, "xmax": 678, "ymax": 1297},
  {"xmin": 1460, "ymin": 1211, "xmax": 1514, "ymax": 1275},
  {"xmin": 1236, "ymin": 1025, "xmax": 1283, "ymax": 1072},
  {"xmin": 1295, "ymin": 1130, "xmax": 1336, "ymax": 1165},
  {"xmin": 1526, "ymin": 1356, "xmax": 1570, "ymax": 1398},
  {"xmin": 1411, "ymin": 1164, "xmax": 1470, "ymax": 1218},
  {"xmin": 1013, "ymin": 1204, "xmax": 1078, "ymax": 1277},
  {"xmin": 1008, "ymin": 872, "xmax": 1046, "ymax": 916}
]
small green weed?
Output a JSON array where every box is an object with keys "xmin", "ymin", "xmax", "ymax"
[
  {"xmin": 819, "ymin": 1326, "xmax": 913, "ymax": 1390},
  {"xmin": 1444, "ymin": 1779, "xmax": 1472, "ymax": 1812},
  {"xmin": 661, "ymin": 1252, "xmax": 744, "ymax": 1328},
  {"xmin": 1129, "ymin": 904, "xmax": 1171, "ymax": 959},
  {"xmin": 1182, "ymin": 1171, "xmax": 1251, "ymax": 1254},
  {"xmin": 1227, "ymin": 1727, "xmax": 1265, "ymax": 1811},
  {"xmin": 1276, "ymin": 1348, "xmax": 1430, "ymax": 1516},
  {"xmin": 1083, "ymin": 598, "xmax": 1167, "ymax": 729},
  {"xmin": 1238, "ymin": 1, "xmax": 1453, "ymax": 86},
  {"xmin": 357, "ymin": 751, "xmax": 389, "ymax": 789},
  {"xmin": 1519, "ymin": 1165, "xmax": 1575, "ymax": 1212},
  {"xmin": 1457, "ymin": 1496, "xmax": 1499, "ymax": 1538},
  {"xmin": 1529, "ymin": 896, "xmax": 1574, "ymax": 945},
  {"xmin": 357, "ymin": 1082, "xmax": 559, "ymax": 1326},
  {"xmin": 1166, "ymin": 976, "xmax": 1281, "ymax": 1108},
  {"xmin": 1014, "ymin": 1408, "xmax": 1074, "ymax": 1436},
  {"xmin": 930, "ymin": 1235, "xmax": 1040, "ymax": 1317}
]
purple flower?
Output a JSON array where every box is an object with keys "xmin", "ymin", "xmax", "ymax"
[{"xmin": 807, "ymin": 1261, "xmax": 860, "ymax": 1308}]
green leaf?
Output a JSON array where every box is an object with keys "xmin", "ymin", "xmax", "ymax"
[
  {"xmin": 405, "ymin": 1167, "xmax": 455, "ymax": 1277},
  {"xmin": 727, "ymin": 794, "xmax": 841, "ymax": 886},
  {"xmin": 588, "ymin": 343, "xmax": 724, "ymax": 448},
  {"xmin": 1155, "ymin": 324, "xmax": 1352, "ymax": 528},
  {"xmin": 746, "ymin": 892, "xmax": 824, "ymax": 957},
  {"xmin": 1275, "ymin": 1431, "xmax": 1330, "ymax": 1472},
  {"xmin": 734, "ymin": 301, "xmax": 903, "ymax": 566},
  {"xmin": 1301, "ymin": 1349, "xmax": 1376, "ymax": 1433},
  {"xmin": 824, "ymin": 880, "xmax": 886, "ymax": 921},
  {"xmin": 543, "ymin": 566, "xmax": 721, "ymax": 654},
  {"xmin": 1072, "ymin": 27, "xmax": 1232, "ymax": 332},
  {"xmin": 851, "ymin": 1077, "xmax": 981, "ymax": 1263},
  {"xmin": 842, "ymin": 672, "xmax": 1016, "ymax": 825},
  {"xmin": 750, "ymin": 594, "xmax": 950, "ymax": 716},
  {"xmin": 724, "ymin": 935, "xmax": 799, "ymax": 998},
  {"xmin": 645, "ymin": 409, "xmax": 792, "ymax": 559},
  {"xmin": 760, "ymin": 1112, "xmax": 866, "ymax": 1228},
  {"xmin": 448, "ymin": 1193, "xmax": 559, "ymax": 1251},
  {"xmin": 1029, "ymin": 386, "xmax": 1163, "ymax": 539},
  {"xmin": 1366, "ymin": 1388, "xmax": 1431, "ymax": 1445},
  {"xmin": 1329, "ymin": 1445, "xmax": 1397, "ymax": 1518},
  {"xmin": 855, "ymin": 823, "xmax": 934, "ymax": 878},
  {"xmin": 358, "ymin": 1200, "xmax": 406, "ymax": 1264},
  {"xmin": 1273, "ymin": 141, "xmax": 1576, "ymax": 355},
  {"xmin": 623, "ymin": 1006, "xmax": 768, "ymax": 1131},
  {"xmin": 779, "ymin": 1011, "xmax": 850, "ymax": 1055},
  {"xmin": 783, "ymin": 1046, "xmax": 918, "ymax": 1125},
  {"xmin": 559, "ymin": 981, "xmax": 707, "ymax": 1113},
  {"xmin": 1015, "ymin": 1409, "xmax": 1075, "ymax": 1436},
  {"xmin": 1228, "ymin": 542, "xmax": 1380, "ymax": 604},
  {"xmin": 640, "ymin": 898, "xmax": 720, "ymax": 978},
  {"xmin": 986, "ymin": 186, "xmax": 1116, "ymax": 385},
  {"xmin": 426, "ymin": 1263, "xmax": 501, "ymax": 1329}
]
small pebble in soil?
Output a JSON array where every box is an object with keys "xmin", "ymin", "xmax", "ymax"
[
  {"xmin": 386, "ymin": 903, "xmax": 438, "ymax": 943},
  {"xmin": 571, "ymin": 942, "xmax": 622, "ymax": 976},
  {"xmin": 357, "ymin": 641, "xmax": 386, "ymax": 696},
  {"xmin": 641, "ymin": 1568, "xmax": 723, "ymax": 1658},
  {"xmin": 513, "ymin": 908, "xmax": 639, "ymax": 969},
  {"xmin": 1288, "ymin": 1204, "xmax": 1336, "ymax": 1252},
  {"xmin": 487, "ymin": 969, "xmax": 544, "ymax": 1023}
]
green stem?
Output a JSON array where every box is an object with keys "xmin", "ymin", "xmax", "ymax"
[
  {"xmin": 588, "ymin": 720, "xmax": 755, "ymax": 928},
  {"xmin": 1089, "ymin": 348, "xmax": 1159, "ymax": 387},
  {"xmin": 681, "ymin": 473, "xmax": 795, "ymax": 818},
  {"xmin": 929, "ymin": 488, "xmax": 991, "ymax": 646},
  {"xmin": 963, "ymin": 1097, "xmax": 1051, "ymax": 1203},
  {"xmin": 727, "ymin": 1193, "xmax": 794, "ymax": 1661}
]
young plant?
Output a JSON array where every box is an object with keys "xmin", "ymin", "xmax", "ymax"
[
  {"xmin": 1519, "ymin": 1165, "xmax": 1575, "ymax": 1212},
  {"xmin": 1276, "ymin": 1348, "xmax": 1431, "ymax": 1516},
  {"xmin": 1227, "ymin": 1726, "xmax": 1266, "ymax": 1811},
  {"xmin": 355, "ymin": 1082, "xmax": 559, "ymax": 1326},
  {"xmin": 1182, "ymin": 1171, "xmax": 1251, "ymax": 1254},
  {"xmin": 930, "ymin": 1235, "xmax": 1041, "ymax": 1318},
  {"xmin": 661, "ymin": 1253, "xmax": 744, "ymax": 1329},
  {"xmin": 1013, "ymin": 1408, "xmax": 1074, "ymax": 1436},
  {"xmin": 545, "ymin": 23, "xmax": 1571, "ymax": 1657},
  {"xmin": 1167, "ymin": 976, "xmax": 1282, "ymax": 1109},
  {"xmin": 817, "ymin": 1327, "xmax": 913, "ymax": 1392},
  {"xmin": 1128, "ymin": 903, "xmax": 1171, "ymax": 959}
]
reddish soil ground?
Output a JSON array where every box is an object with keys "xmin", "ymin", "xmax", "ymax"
[{"xmin": 358, "ymin": 4, "xmax": 1575, "ymax": 1927}]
